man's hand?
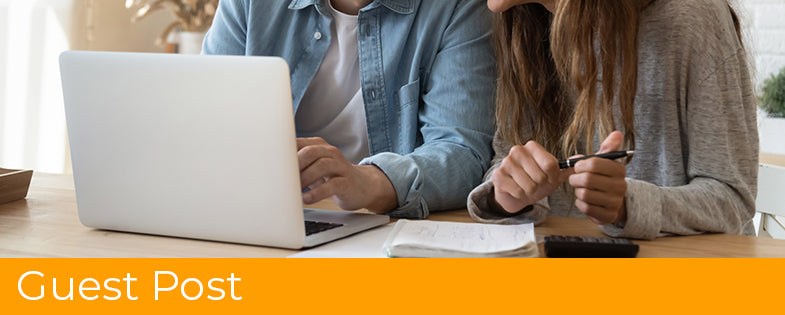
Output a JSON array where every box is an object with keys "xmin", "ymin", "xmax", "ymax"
[{"xmin": 297, "ymin": 137, "xmax": 397, "ymax": 213}]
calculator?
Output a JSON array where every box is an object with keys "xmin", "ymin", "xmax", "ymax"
[{"xmin": 543, "ymin": 235, "xmax": 639, "ymax": 258}]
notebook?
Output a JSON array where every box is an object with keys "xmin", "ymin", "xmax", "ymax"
[
  {"xmin": 383, "ymin": 220, "xmax": 539, "ymax": 258},
  {"xmin": 59, "ymin": 51, "xmax": 389, "ymax": 249}
]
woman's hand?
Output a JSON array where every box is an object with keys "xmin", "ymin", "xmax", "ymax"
[
  {"xmin": 568, "ymin": 131, "xmax": 628, "ymax": 225},
  {"xmin": 297, "ymin": 137, "xmax": 397, "ymax": 213},
  {"xmin": 491, "ymin": 141, "xmax": 573, "ymax": 214}
]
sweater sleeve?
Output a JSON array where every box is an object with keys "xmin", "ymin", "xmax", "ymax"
[{"xmin": 601, "ymin": 50, "xmax": 759, "ymax": 240}]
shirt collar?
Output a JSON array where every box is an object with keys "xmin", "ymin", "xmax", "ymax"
[{"xmin": 288, "ymin": 0, "xmax": 415, "ymax": 15}]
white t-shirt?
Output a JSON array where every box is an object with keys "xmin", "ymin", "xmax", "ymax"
[{"xmin": 295, "ymin": 1, "xmax": 369, "ymax": 164}]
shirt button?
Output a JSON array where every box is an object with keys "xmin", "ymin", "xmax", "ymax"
[{"xmin": 313, "ymin": 31, "xmax": 322, "ymax": 40}]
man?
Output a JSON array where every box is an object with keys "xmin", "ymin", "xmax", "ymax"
[{"xmin": 203, "ymin": 0, "xmax": 495, "ymax": 218}]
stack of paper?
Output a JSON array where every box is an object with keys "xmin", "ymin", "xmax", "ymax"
[{"xmin": 383, "ymin": 220, "xmax": 538, "ymax": 258}]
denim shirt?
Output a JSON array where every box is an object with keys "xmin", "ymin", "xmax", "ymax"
[{"xmin": 203, "ymin": 0, "xmax": 496, "ymax": 218}]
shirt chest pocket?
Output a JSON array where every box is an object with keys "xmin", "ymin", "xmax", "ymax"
[
  {"xmin": 398, "ymin": 79, "xmax": 420, "ymax": 109},
  {"xmin": 397, "ymin": 79, "xmax": 421, "ymax": 148}
]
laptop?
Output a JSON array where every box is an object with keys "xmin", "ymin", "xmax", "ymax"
[{"xmin": 59, "ymin": 51, "xmax": 389, "ymax": 249}]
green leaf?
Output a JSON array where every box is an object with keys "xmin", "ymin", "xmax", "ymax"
[{"xmin": 760, "ymin": 66, "xmax": 785, "ymax": 117}]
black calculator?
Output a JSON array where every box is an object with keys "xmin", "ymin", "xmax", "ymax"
[{"xmin": 543, "ymin": 235, "xmax": 639, "ymax": 258}]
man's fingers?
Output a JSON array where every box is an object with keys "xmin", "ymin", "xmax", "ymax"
[
  {"xmin": 300, "ymin": 157, "xmax": 346, "ymax": 190},
  {"xmin": 298, "ymin": 144, "xmax": 344, "ymax": 171},
  {"xmin": 302, "ymin": 177, "xmax": 346, "ymax": 206},
  {"xmin": 296, "ymin": 137, "xmax": 328, "ymax": 150},
  {"xmin": 306, "ymin": 177, "xmax": 326, "ymax": 190}
]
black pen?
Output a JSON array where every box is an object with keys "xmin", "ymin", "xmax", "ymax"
[{"xmin": 558, "ymin": 150, "xmax": 634, "ymax": 169}]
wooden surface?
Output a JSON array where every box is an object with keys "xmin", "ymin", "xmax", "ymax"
[
  {"xmin": 761, "ymin": 152, "xmax": 785, "ymax": 167},
  {"xmin": 2, "ymin": 173, "xmax": 785, "ymax": 257}
]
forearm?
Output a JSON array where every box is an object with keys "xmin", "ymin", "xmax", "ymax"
[
  {"xmin": 356, "ymin": 165, "xmax": 398, "ymax": 213},
  {"xmin": 601, "ymin": 177, "xmax": 756, "ymax": 239}
]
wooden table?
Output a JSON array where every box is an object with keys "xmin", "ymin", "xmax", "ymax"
[
  {"xmin": 761, "ymin": 152, "xmax": 785, "ymax": 167},
  {"xmin": 2, "ymin": 173, "xmax": 785, "ymax": 257}
]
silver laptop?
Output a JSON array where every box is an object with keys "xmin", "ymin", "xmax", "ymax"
[{"xmin": 59, "ymin": 51, "xmax": 389, "ymax": 249}]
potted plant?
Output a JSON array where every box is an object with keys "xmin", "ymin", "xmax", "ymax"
[
  {"xmin": 125, "ymin": 0, "xmax": 219, "ymax": 54},
  {"xmin": 759, "ymin": 66, "xmax": 785, "ymax": 154}
]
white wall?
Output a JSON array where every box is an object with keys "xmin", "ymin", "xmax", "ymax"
[
  {"xmin": 71, "ymin": 0, "xmax": 171, "ymax": 52},
  {"xmin": 1, "ymin": 0, "xmax": 177, "ymax": 174},
  {"xmin": 742, "ymin": 0, "xmax": 785, "ymax": 155},
  {"xmin": 1, "ymin": 0, "xmax": 76, "ymax": 173},
  {"xmin": 743, "ymin": 0, "xmax": 785, "ymax": 87}
]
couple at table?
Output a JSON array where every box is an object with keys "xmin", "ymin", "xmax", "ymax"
[{"xmin": 203, "ymin": 0, "xmax": 758, "ymax": 240}]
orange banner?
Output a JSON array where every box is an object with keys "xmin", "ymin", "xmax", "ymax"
[{"xmin": 1, "ymin": 259, "xmax": 782, "ymax": 314}]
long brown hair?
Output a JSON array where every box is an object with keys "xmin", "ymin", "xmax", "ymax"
[{"xmin": 493, "ymin": 0, "xmax": 742, "ymax": 158}]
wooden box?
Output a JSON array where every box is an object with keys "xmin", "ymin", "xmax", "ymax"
[{"xmin": 0, "ymin": 168, "xmax": 33, "ymax": 204}]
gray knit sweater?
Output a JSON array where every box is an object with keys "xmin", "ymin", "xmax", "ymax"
[{"xmin": 467, "ymin": 0, "xmax": 759, "ymax": 240}]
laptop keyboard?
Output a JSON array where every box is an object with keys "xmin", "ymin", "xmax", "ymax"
[{"xmin": 305, "ymin": 220, "xmax": 344, "ymax": 236}]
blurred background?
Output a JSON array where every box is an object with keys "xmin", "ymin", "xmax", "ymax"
[
  {"xmin": 0, "ymin": 0, "xmax": 207, "ymax": 174},
  {"xmin": 0, "ymin": 0, "xmax": 784, "ymax": 175}
]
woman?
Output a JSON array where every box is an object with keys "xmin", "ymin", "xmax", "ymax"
[{"xmin": 469, "ymin": 0, "xmax": 758, "ymax": 239}]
